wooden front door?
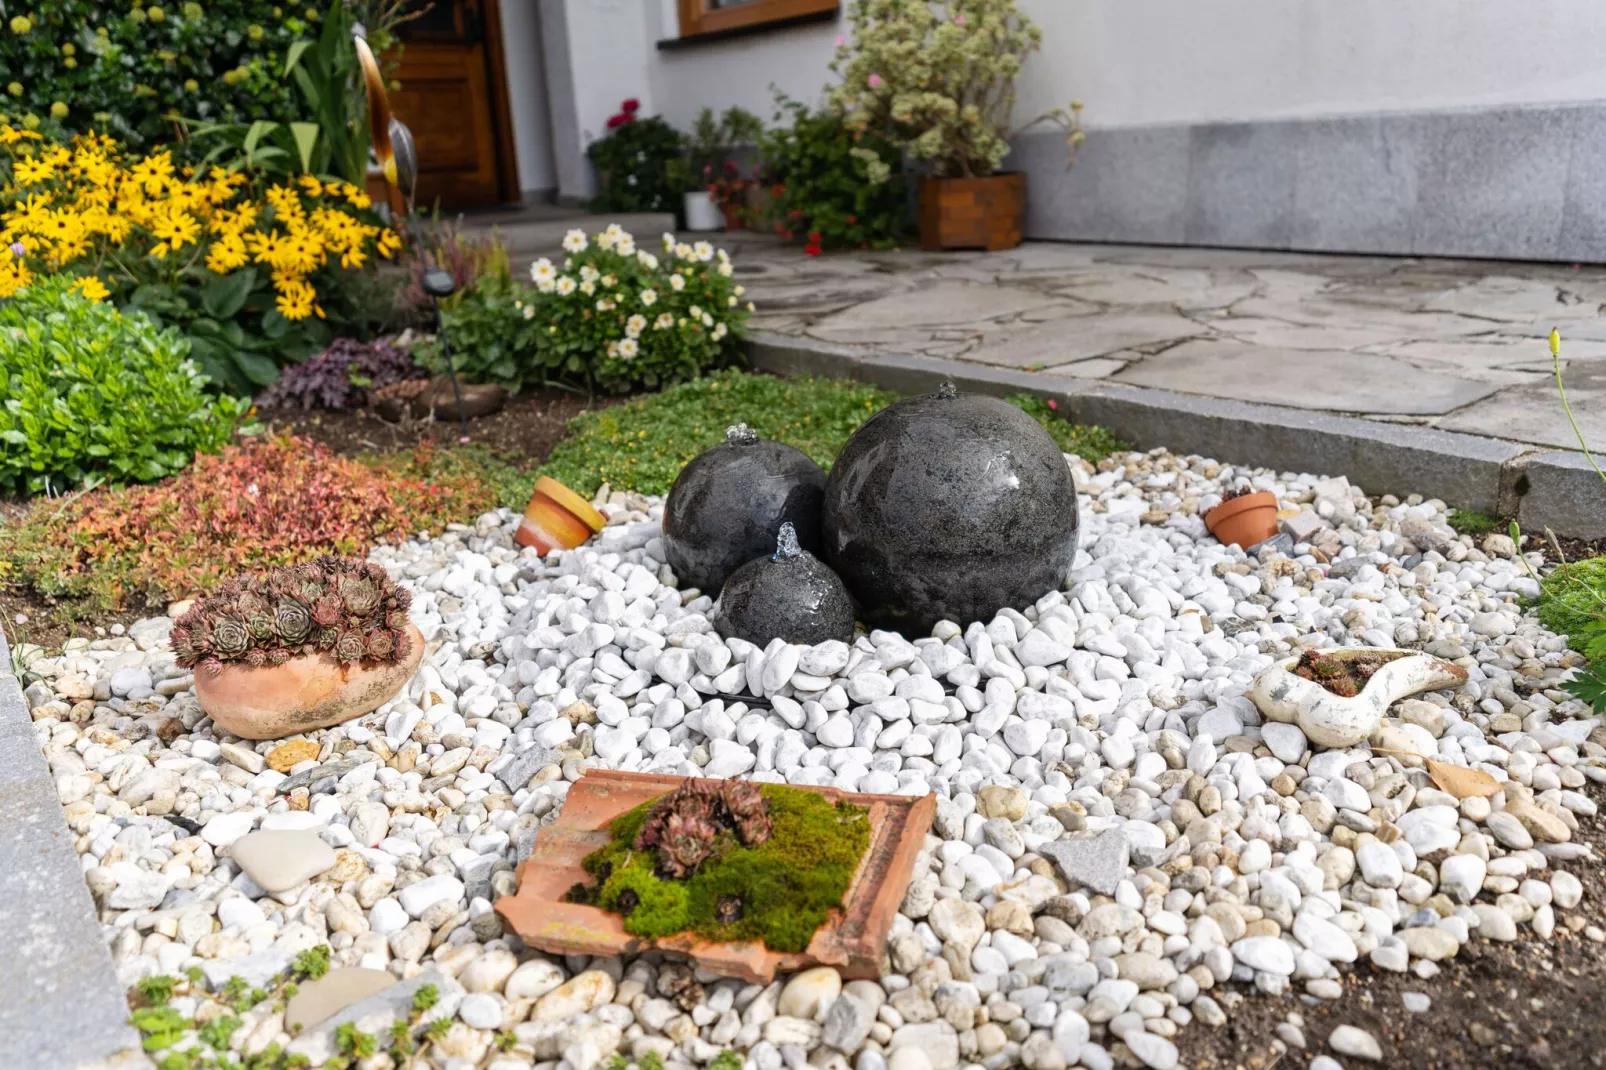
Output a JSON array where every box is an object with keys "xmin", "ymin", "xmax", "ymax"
[{"xmin": 391, "ymin": 0, "xmax": 517, "ymax": 209}]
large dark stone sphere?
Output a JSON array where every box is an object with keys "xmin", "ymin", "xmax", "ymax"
[
  {"xmin": 662, "ymin": 425, "xmax": 826, "ymax": 594},
  {"xmin": 715, "ymin": 523, "xmax": 855, "ymax": 646},
  {"xmin": 822, "ymin": 382, "xmax": 1080, "ymax": 636}
]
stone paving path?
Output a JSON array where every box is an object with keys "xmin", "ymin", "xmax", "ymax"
[{"xmin": 720, "ymin": 236, "xmax": 1606, "ymax": 451}]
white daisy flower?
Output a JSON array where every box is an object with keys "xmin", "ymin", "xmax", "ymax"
[
  {"xmin": 675, "ymin": 242, "xmax": 694, "ymax": 260},
  {"xmin": 693, "ymin": 241, "xmax": 714, "ymax": 261},
  {"xmin": 580, "ymin": 280, "xmax": 597, "ymax": 296},
  {"xmin": 602, "ymin": 274, "xmax": 617, "ymax": 288},
  {"xmin": 535, "ymin": 277, "xmax": 555, "ymax": 294},
  {"xmin": 717, "ymin": 247, "xmax": 730, "ymax": 262},
  {"xmin": 605, "ymin": 223, "xmax": 626, "ymax": 241},
  {"xmin": 626, "ymin": 314, "xmax": 647, "ymax": 338},
  {"xmin": 580, "ymin": 264, "xmax": 599, "ymax": 282},
  {"xmin": 689, "ymin": 305, "xmax": 703, "ymax": 319},
  {"xmin": 607, "ymin": 341, "xmax": 619, "ymax": 358},
  {"xmin": 662, "ymin": 232, "xmax": 676, "ymax": 251},
  {"xmin": 618, "ymin": 338, "xmax": 639, "ymax": 359},
  {"xmin": 701, "ymin": 312, "xmax": 714, "ymax": 327},
  {"xmin": 531, "ymin": 257, "xmax": 556, "ymax": 284},
  {"xmin": 728, "ymin": 295, "xmax": 738, "ymax": 307},
  {"xmin": 655, "ymin": 312, "xmax": 674, "ymax": 329},
  {"xmin": 717, "ymin": 261, "xmax": 733, "ymax": 277},
  {"xmin": 746, "ymin": 301, "xmax": 756, "ymax": 311},
  {"xmin": 712, "ymin": 322, "xmax": 728, "ymax": 340},
  {"xmin": 640, "ymin": 288, "xmax": 657, "ymax": 306},
  {"xmin": 636, "ymin": 251, "xmax": 659, "ymax": 270},
  {"xmin": 734, "ymin": 285, "xmax": 746, "ymax": 295},
  {"xmin": 562, "ymin": 229, "xmax": 588, "ymax": 253},
  {"xmin": 556, "ymin": 276, "xmax": 577, "ymax": 295},
  {"xmin": 523, "ymin": 304, "xmax": 536, "ymax": 319},
  {"xmin": 617, "ymin": 238, "xmax": 636, "ymax": 257},
  {"xmin": 670, "ymin": 274, "xmax": 685, "ymax": 292},
  {"xmin": 596, "ymin": 299, "xmax": 613, "ymax": 312}
]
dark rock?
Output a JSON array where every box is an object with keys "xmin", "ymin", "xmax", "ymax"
[
  {"xmin": 663, "ymin": 424, "xmax": 827, "ymax": 594},
  {"xmin": 374, "ymin": 378, "xmax": 506, "ymax": 421},
  {"xmin": 714, "ymin": 523, "xmax": 855, "ymax": 646},
  {"xmin": 821, "ymin": 381, "xmax": 1080, "ymax": 636}
]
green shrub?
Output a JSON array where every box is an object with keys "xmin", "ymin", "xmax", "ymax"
[
  {"xmin": 0, "ymin": 277, "xmax": 245, "ymax": 496},
  {"xmin": 586, "ymin": 102, "xmax": 685, "ymax": 217},
  {"xmin": 1005, "ymin": 393, "xmax": 1128, "ymax": 463},
  {"xmin": 418, "ymin": 224, "xmax": 749, "ymax": 395},
  {"xmin": 0, "ymin": 1, "xmax": 405, "ymax": 155},
  {"xmin": 758, "ymin": 93, "xmax": 910, "ymax": 251}
]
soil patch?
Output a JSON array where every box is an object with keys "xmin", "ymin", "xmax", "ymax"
[
  {"xmin": 1176, "ymin": 786, "xmax": 1606, "ymax": 1070},
  {"xmin": 257, "ymin": 386, "xmax": 619, "ymax": 467}
]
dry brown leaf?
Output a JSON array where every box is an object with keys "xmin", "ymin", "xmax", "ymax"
[{"xmin": 1426, "ymin": 759, "xmax": 1500, "ymax": 799}]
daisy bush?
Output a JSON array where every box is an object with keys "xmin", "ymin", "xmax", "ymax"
[
  {"xmin": 0, "ymin": 125, "xmax": 401, "ymax": 393},
  {"xmin": 423, "ymin": 224, "xmax": 753, "ymax": 394}
]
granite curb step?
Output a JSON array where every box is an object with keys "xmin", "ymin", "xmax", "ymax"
[
  {"xmin": 745, "ymin": 332, "xmax": 1604, "ymax": 540},
  {"xmin": 0, "ymin": 631, "xmax": 144, "ymax": 1068}
]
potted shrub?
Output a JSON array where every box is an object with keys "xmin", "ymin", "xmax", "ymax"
[
  {"xmin": 828, "ymin": 0, "xmax": 1084, "ymax": 252},
  {"xmin": 587, "ymin": 100, "xmax": 685, "ymax": 221},
  {"xmin": 1204, "ymin": 484, "xmax": 1280, "ymax": 549},
  {"xmin": 682, "ymin": 107, "xmax": 764, "ymax": 233},
  {"xmin": 173, "ymin": 557, "xmax": 425, "ymax": 740}
]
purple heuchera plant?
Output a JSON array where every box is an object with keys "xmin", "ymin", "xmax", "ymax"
[
  {"xmin": 259, "ymin": 338, "xmax": 425, "ymax": 411},
  {"xmin": 170, "ymin": 556, "xmax": 413, "ymax": 677},
  {"xmin": 634, "ymin": 778, "xmax": 773, "ymax": 878}
]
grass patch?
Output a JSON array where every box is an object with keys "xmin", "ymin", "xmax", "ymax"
[
  {"xmin": 1448, "ymin": 509, "xmax": 1504, "ymax": 535},
  {"xmin": 1537, "ymin": 556, "xmax": 1606, "ymax": 651},
  {"xmin": 570, "ymin": 784, "xmax": 870, "ymax": 953},
  {"xmin": 1005, "ymin": 393, "xmax": 1128, "ymax": 464},
  {"xmin": 538, "ymin": 371, "xmax": 896, "ymax": 497}
]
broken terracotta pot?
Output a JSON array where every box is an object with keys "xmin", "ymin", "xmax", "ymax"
[
  {"xmin": 1249, "ymin": 647, "xmax": 1468, "ymax": 747},
  {"xmin": 195, "ymin": 624, "xmax": 425, "ymax": 740},
  {"xmin": 495, "ymin": 770, "xmax": 935, "ymax": 983},
  {"xmin": 515, "ymin": 476, "xmax": 607, "ymax": 554}
]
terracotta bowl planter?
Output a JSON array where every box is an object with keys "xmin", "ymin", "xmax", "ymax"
[
  {"xmin": 195, "ymin": 624, "xmax": 425, "ymax": 741},
  {"xmin": 1205, "ymin": 490, "xmax": 1280, "ymax": 549},
  {"xmin": 918, "ymin": 173, "xmax": 1026, "ymax": 252},
  {"xmin": 495, "ymin": 770, "xmax": 936, "ymax": 983},
  {"xmin": 515, "ymin": 476, "xmax": 607, "ymax": 554}
]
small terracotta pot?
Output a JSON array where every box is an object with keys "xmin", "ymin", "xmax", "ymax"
[
  {"xmin": 1204, "ymin": 490, "xmax": 1280, "ymax": 549},
  {"xmin": 515, "ymin": 476, "xmax": 607, "ymax": 554},
  {"xmin": 195, "ymin": 624, "xmax": 425, "ymax": 740}
]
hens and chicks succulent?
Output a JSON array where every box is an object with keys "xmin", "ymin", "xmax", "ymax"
[
  {"xmin": 170, "ymin": 556, "xmax": 413, "ymax": 677},
  {"xmin": 635, "ymin": 779, "xmax": 773, "ymax": 879}
]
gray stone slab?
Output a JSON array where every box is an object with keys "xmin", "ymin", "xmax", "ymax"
[
  {"xmin": 1407, "ymin": 106, "xmax": 1572, "ymax": 261},
  {"xmin": 1290, "ymin": 115, "xmax": 1424, "ymax": 254},
  {"xmin": 0, "ymin": 633, "xmax": 142, "ymax": 1068},
  {"xmin": 962, "ymin": 312, "xmax": 1206, "ymax": 369},
  {"xmin": 1519, "ymin": 451, "xmax": 1606, "ymax": 539},
  {"xmin": 1184, "ymin": 121, "xmax": 1299, "ymax": 249},
  {"xmin": 805, "ymin": 281, "xmax": 1063, "ymax": 340},
  {"xmin": 1013, "ymin": 125, "xmax": 1190, "ymax": 245},
  {"xmin": 1559, "ymin": 106, "xmax": 1606, "ymax": 262},
  {"xmin": 1113, "ymin": 340, "xmax": 1502, "ymax": 416},
  {"xmin": 1438, "ymin": 360, "xmax": 1606, "ymax": 449}
]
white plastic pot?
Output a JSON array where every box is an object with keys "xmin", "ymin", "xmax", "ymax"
[{"xmin": 684, "ymin": 190, "xmax": 723, "ymax": 232}]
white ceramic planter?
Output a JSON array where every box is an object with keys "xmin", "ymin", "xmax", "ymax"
[
  {"xmin": 1249, "ymin": 648, "xmax": 1468, "ymax": 748},
  {"xmin": 684, "ymin": 190, "xmax": 723, "ymax": 232}
]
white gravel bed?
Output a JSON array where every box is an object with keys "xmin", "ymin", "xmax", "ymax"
[{"xmin": 20, "ymin": 448, "xmax": 1603, "ymax": 1070}]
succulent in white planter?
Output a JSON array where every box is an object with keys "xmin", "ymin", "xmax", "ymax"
[{"xmin": 1249, "ymin": 647, "xmax": 1468, "ymax": 748}]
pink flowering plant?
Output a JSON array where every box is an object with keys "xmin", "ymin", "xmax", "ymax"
[{"xmin": 827, "ymin": 0, "xmax": 1084, "ymax": 179}]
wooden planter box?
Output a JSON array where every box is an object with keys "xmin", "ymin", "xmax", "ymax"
[
  {"xmin": 495, "ymin": 770, "xmax": 936, "ymax": 983},
  {"xmin": 918, "ymin": 173, "xmax": 1026, "ymax": 252}
]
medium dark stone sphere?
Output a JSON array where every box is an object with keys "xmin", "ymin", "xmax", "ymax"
[
  {"xmin": 662, "ymin": 424, "xmax": 826, "ymax": 594},
  {"xmin": 715, "ymin": 523, "xmax": 855, "ymax": 646},
  {"xmin": 822, "ymin": 382, "xmax": 1080, "ymax": 636}
]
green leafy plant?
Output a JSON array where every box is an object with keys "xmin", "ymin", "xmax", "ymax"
[
  {"xmin": 586, "ymin": 101, "xmax": 686, "ymax": 217},
  {"xmin": 709, "ymin": 1052, "xmax": 743, "ymax": 1070},
  {"xmin": 136, "ymin": 975, "xmax": 179, "ymax": 1006},
  {"xmin": 0, "ymin": 276, "xmax": 246, "ymax": 496},
  {"xmin": 1004, "ymin": 393, "xmax": 1128, "ymax": 462},
  {"xmin": 684, "ymin": 105, "xmax": 763, "ymax": 191},
  {"xmin": 132, "ymin": 1006, "xmax": 190, "ymax": 1053},
  {"xmin": 418, "ymin": 224, "xmax": 750, "ymax": 394},
  {"xmin": 827, "ymin": 0, "xmax": 1084, "ymax": 179},
  {"xmin": 758, "ymin": 92, "xmax": 909, "ymax": 252}
]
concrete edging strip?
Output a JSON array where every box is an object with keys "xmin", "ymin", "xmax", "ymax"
[
  {"xmin": 0, "ymin": 631, "xmax": 142, "ymax": 1068},
  {"xmin": 745, "ymin": 332, "xmax": 1602, "ymax": 538}
]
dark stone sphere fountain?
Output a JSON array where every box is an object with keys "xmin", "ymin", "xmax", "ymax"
[
  {"xmin": 715, "ymin": 523, "xmax": 855, "ymax": 646},
  {"xmin": 662, "ymin": 424, "xmax": 827, "ymax": 594},
  {"xmin": 822, "ymin": 381, "xmax": 1080, "ymax": 636}
]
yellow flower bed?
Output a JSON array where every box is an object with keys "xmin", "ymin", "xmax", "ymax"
[{"xmin": 0, "ymin": 125, "xmax": 400, "ymax": 319}]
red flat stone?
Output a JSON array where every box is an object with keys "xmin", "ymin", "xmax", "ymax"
[{"xmin": 494, "ymin": 770, "xmax": 936, "ymax": 983}]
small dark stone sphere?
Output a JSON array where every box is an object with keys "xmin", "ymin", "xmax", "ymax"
[
  {"xmin": 715, "ymin": 523, "xmax": 856, "ymax": 646},
  {"xmin": 822, "ymin": 381, "xmax": 1080, "ymax": 636},
  {"xmin": 662, "ymin": 424, "xmax": 827, "ymax": 594}
]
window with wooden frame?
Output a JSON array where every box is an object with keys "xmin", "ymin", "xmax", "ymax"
[{"xmin": 676, "ymin": 0, "xmax": 840, "ymax": 39}]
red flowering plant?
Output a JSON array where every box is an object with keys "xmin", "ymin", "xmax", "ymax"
[{"xmin": 587, "ymin": 99, "xmax": 683, "ymax": 216}]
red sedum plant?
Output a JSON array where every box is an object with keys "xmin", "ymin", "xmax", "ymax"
[
  {"xmin": 172, "ymin": 556, "xmax": 413, "ymax": 676},
  {"xmin": 6, "ymin": 434, "xmax": 496, "ymax": 611}
]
